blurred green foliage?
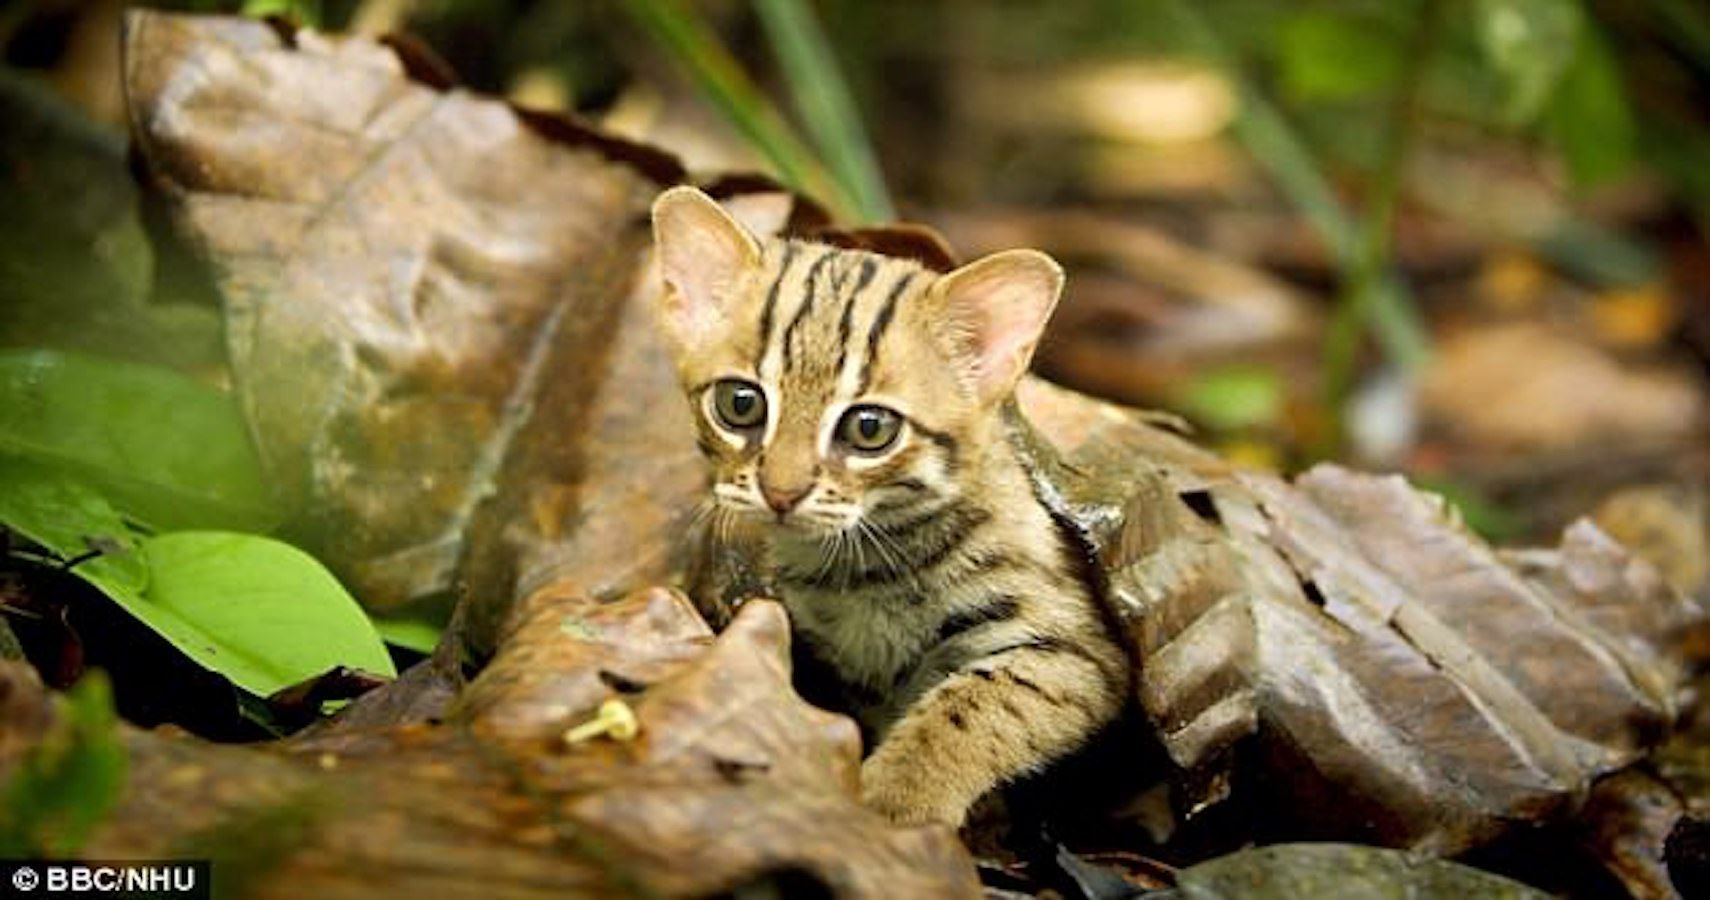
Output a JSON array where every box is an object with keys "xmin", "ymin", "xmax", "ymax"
[
  {"xmin": 0, "ymin": 671, "xmax": 126, "ymax": 857},
  {"xmin": 1174, "ymin": 365, "xmax": 1287, "ymax": 433}
]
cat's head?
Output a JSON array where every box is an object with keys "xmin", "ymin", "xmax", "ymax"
[{"xmin": 650, "ymin": 186, "xmax": 1062, "ymax": 535}]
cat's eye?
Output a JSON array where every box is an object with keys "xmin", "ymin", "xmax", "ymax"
[
  {"xmin": 836, "ymin": 405, "xmax": 903, "ymax": 453},
  {"xmin": 710, "ymin": 379, "xmax": 767, "ymax": 430}
]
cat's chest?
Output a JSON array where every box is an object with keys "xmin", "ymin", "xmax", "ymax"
[{"xmin": 778, "ymin": 584, "xmax": 948, "ymax": 689}]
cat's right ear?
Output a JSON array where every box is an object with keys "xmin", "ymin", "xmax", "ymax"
[{"xmin": 651, "ymin": 186, "xmax": 763, "ymax": 348}]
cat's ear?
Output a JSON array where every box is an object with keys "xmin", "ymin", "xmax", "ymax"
[
  {"xmin": 651, "ymin": 186, "xmax": 763, "ymax": 347},
  {"xmin": 932, "ymin": 249, "xmax": 1064, "ymax": 402}
]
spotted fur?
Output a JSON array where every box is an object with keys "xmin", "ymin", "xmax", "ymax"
[{"xmin": 651, "ymin": 187, "xmax": 1128, "ymax": 826}]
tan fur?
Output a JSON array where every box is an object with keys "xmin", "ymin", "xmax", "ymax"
[{"xmin": 652, "ymin": 187, "xmax": 1128, "ymax": 825}]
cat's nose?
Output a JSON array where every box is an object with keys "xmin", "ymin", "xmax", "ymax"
[{"xmin": 760, "ymin": 482, "xmax": 811, "ymax": 515}]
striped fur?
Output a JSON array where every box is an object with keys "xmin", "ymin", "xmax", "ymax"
[{"xmin": 652, "ymin": 187, "xmax": 1128, "ymax": 826}]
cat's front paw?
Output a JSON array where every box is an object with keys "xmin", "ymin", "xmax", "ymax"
[{"xmin": 859, "ymin": 754, "xmax": 969, "ymax": 827}]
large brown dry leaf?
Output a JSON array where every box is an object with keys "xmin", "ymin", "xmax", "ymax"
[
  {"xmin": 0, "ymin": 589, "xmax": 980, "ymax": 899},
  {"xmin": 123, "ymin": 11, "xmax": 698, "ymax": 646},
  {"xmin": 1084, "ymin": 457, "xmax": 1702, "ymax": 852}
]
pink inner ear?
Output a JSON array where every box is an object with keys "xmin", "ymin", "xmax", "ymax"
[
  {"xmin": 939, "ymin": 250, "xmax": 1062, "ymax": 399},
  {"xmin": 652, "ymin": 188, "xmax": 761, "ymax": 347}
]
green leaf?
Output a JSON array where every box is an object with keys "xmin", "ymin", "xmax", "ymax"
[
  {"xmin": 0, "ymin": 671, "xmax": 127, "ymax": 857},
  {"xmin": 372, "ymin": 616, "xmax": 443, "ymax": 654},
  {"xmin": 1474, "ymin": 0, "xmax": 1582, "ymax": 125},
  {"xmin": 0, "ymin": 462, "xmax": 386, "ymax": 697},
  {"xmin": 1277, "ymin": 12, "xmax": 1403, "ymax": 103},
  {"xmin": 120, "ymin": 532, "xmax": 396, "ymax": 697},
  {"xmin": 0, "ymin": 458, "xmax": 148, "ymax": 597},
  {"xmin": 1545, "ymin": 23, "xmax": 1635, "ymax": 188},
  {"xmin": 0, "ymin": 350, "xmax": 275, "ymax": 532},
  {"xmin": 1175, "ymin": 366, "xmax": 1286, "ymax": 432}
]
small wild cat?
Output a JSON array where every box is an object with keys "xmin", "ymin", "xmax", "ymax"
[{"xmin": 650, "ymin": 186, "xmax": 1129, "ymax": 827}]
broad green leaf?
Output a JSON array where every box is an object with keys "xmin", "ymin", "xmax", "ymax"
[
  {"xmin": 1175, "ymin": 366, "xmax": 1286, "ymax": 432},
  {"xmin": 96, "ymin": 532, "xmax": 394, "ymax": 697},
  {"xmin": 1474, "ymin": 0, "xmax": 1582, "ymax": 125},
  {"xmin": 1277, "ymin": 12, "xmax": 1402, "ymax": 103},
  {"xmin": 0, "ymin": 458, "xmax": 148, "ymax": 596},
  {"xmin": 1545, "ymin": 24, "xmax": 1635, "ymax": 188},
  {"xmin": 0, "ymin": 671, "xmax": 127, "ymax": 857},
  {"xmin": 372, "ymin": 616, "xmax": 443, "ymax": 654},
  {"xmin": 0, "ymin": 350, "xmax": 275, "ymax": 532}
]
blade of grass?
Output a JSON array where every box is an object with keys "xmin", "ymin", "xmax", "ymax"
[
  {"xmin": 754, "ymin": 0, "xmax": 894, "ymax": 223},
  {"xmin": 621, "ymin": 0, "xmax": 856, "ymax": 218},
  {"xmin": 1155, "ymin": 0, "xmax": 1432, "ymax": 384}
]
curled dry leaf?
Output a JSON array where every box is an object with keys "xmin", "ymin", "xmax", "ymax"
[{"xmin": 0, "ymin": 587, "xmax": 981, "ymax": 899}]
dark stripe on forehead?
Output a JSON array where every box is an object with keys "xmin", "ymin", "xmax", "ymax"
[
  {"xmin": 783, "ymin": 248, "xmax": 837, "ymax": 369},
  {"xmin": 857, "ymin": 269, "xmax": 919, "ymax": 393},
  {"xmin": 756, "ymin": 242, "xmax": 799, "ymax": 368},
  {"xmin": 834, "ymin": 257, "xmax": 880, "ymax": 378},
  {"xmin": 831, "ymin": 253, "xmax": 855, "ymax": 293}
]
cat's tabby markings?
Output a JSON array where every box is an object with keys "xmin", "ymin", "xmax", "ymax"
[{"xmin": 651, "ymin": 186, "xmax": 1128, "ymax": 826}]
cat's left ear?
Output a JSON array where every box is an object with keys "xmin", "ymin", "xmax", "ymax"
[
  {"xmin": 651, "ymin": 186, "xmax": 763, "ymax": 348},
  {"xmin": 932, "ymin": 249, "xmax": 1064, "ymax": 403}
]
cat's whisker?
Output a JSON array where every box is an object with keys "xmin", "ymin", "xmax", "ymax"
[{"xmin": 855, "ymin": 518, "xmax": 916, "ymax": 590}]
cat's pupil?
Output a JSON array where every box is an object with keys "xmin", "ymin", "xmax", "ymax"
[
  {"xmin": 858, "ymin": 413, "xmax": 879, "ymax": 437},
  {"xmin": 733, "ymin": 393, "xmax": 755, "ymax": 416}
]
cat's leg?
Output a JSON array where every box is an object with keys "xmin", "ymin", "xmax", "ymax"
[{"xmin": 859, "ymin": 637, "xmax": 1127, "ymax": 825}]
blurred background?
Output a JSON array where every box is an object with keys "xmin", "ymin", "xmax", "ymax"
[{"xmin": 3, "ymin": 0, "xmax": 1707, "ymax": 577}]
